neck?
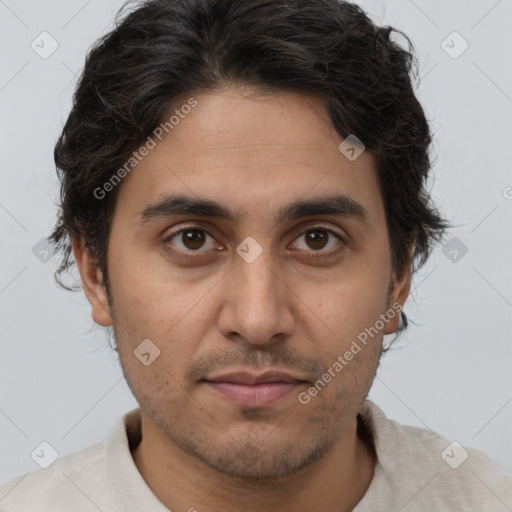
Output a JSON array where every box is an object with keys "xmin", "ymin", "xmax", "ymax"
[{"xmin": 132, "ymin": 413, "xmax": 376, "ymax": 512}]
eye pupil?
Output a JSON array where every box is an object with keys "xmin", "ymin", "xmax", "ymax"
[
  {"xmin": 183, "ymin": 229, "xmax": 205, "ymax": 250},
  {"xmin": 306, "ymin": 230, "xmax": 328, "ymax": 250},
  {"xmin": 168, "ymin": 226, "xmax": 338, "ymax": 258}
]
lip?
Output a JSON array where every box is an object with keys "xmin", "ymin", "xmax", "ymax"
[
  {"xmin": 202, "ymin": 370, "xmax": 309, "ymax": 408},
  {"xmin": 205, "ymin": 370, "xmax": 306, "ymax": 385}
]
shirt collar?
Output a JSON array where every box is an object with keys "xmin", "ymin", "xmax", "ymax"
[{"xmin": 106, "ymin": 399, "xmax": 397, "ymax": 511}]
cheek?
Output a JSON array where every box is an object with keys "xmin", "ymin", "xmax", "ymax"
[
  {"xmin": 108, "ymin": 242, "xmax": 190, "ymax": 329},
  {"xmin": 119, "ymin": 351, "xmax": 188, "ymax": 417},
  {"xmin": 306, "ymin": 269, "xmax": 389, "ymax": 332},
  {"xmin": 291, "ymin": 256, "xmax": 390, "ymax": 372},
  {"xmin": 109, "ymin": 257, "xmax": 215, "ymax": 382}
]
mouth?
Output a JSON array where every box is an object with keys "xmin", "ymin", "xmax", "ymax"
[{"xmin": 201, "ymin": 370, "xmax": 310, "ymax": 409}]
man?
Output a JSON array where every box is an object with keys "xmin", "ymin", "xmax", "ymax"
[{"xmin": 1, "ymin": 0, "xmax": 510, "ymax": 510}]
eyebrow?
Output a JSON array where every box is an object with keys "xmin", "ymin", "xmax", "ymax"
[{"xmin": 138, "ymin": 193, "xmax": 369, "ymax": 224}]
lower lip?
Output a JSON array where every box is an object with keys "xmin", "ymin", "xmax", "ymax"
[{"xmin": 203, "ymin": 381, "xmax": 303, "ymax": 408}]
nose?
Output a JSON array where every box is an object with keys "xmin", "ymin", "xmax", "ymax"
[{"xmin": 217, "ymin": 247, "xmax": 296, "ymax": 346}]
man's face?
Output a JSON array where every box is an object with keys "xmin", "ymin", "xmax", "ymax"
[{"xmin": 76, "ymin": 86, "xmax": 410, "ymax": 479}]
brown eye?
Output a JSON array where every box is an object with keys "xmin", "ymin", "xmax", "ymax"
[
  {"xmin": 181, "ymin": 229, "xmax": 207, "ymax": 250},
  {"xmin": 164, "ymin": 227, "xmax": 217, "ymax": 254},
  {"xmin": 304, "ymin": 230, "xmax": 329, "ymax": 250},
  {"xmin": 290, "ymin": 228, "xmax": 344, "ymax": 259}
]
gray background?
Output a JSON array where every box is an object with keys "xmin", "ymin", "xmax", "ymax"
[{"xmin": 1, "ymin": 0, "xmax": 511, "ymax": 484}]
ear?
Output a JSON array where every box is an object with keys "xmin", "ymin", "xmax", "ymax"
[
  {"xmin": 383, "ymin": 243, "xmax": 414, "ymax": 335},
  {"xmin": 71, "ymin": 236, "xmax": 113, "ymax": 327}
]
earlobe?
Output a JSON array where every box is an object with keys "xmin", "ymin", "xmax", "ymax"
[
  {"xmin": 384, "ymin": 245, "xmax": 414, "ymax": 335},
  {"xmin": 384, "ymin": 272, "xmax": 411, "ymax": 334},
  {"xmin": 71, "ymin": 236, "xmax": 113, "ymax": 327}
]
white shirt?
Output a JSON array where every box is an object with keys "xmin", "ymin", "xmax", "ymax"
[{"xmin": 1, "ymin": 400, "xmax": 511, "ymax": 511}]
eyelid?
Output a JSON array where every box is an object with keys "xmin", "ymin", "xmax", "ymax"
[
  {"xmin": 163, "ymin": 221, "xmax": 345, "ymax": 256},
  {"xmin": 290, "ymin": 220, "xmax": 345, "ymax": 241},
  {"xmin": 162, "ymin": 223, "xmax": 220, "ymax": 249}
]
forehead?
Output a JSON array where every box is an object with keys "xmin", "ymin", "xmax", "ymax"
[
  {"xmin": 169, "ymin": 87, "xmax": 343, "ymax": 156},
  {"xmin": 112, "ymin": 86, "xmax": 383, "ymax": 225}
]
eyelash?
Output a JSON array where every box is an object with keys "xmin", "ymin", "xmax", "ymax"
[{"xmin": 163, "ymin": 224, "xmax": 345, "ymax": 261}]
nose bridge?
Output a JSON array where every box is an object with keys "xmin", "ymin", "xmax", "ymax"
[
  {"xmin": 235, "ymin": 239, "xmax": 282, "ymax": 308},
  {"xmin": 220, "ymin": 238, "xmax": 294, "ymax": 345}
]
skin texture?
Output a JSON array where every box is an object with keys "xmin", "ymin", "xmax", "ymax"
[{"xmin": 72, "ymin": 86, "xmax": 412, "ymax": 512}]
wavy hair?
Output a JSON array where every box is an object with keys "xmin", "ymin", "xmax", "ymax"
[{"xmin": 49, "ymin": 0, "xmax": 449, "ymax": 341}]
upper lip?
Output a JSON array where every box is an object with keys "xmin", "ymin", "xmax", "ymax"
[{"xmin": 203, "ymin": 370, "xmax": 307, "ymax": 385}]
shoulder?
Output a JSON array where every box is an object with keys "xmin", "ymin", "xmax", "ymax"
[
  {"xmin": 0, "ymin": 438, "xmax": 122, "ymax": 512},
  {"xmin": 0, "ymin": 409, "xmax": 143, "ymax": 512},
  {"xmin": 358, "ymin": 400, "xmax": 512, "ymax": 511}
]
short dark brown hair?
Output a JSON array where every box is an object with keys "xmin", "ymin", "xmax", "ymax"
[{"xmin": 49, "ymin": 0, "xmax": 449, "ymax": 337}]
